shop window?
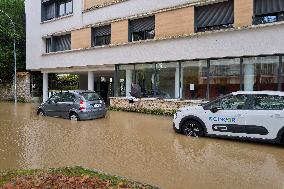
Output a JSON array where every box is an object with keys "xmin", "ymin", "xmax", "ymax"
[
  {"xmin": 195, "ymin": 0, "xmax": 234, "ymax": 32},
  {"xmin": 182, "ymin": 60, "xmax": 208, "ymax": 99},
  {"xmin": 253, "ymin": 0, "xmax": 284, "ymax": 25},
  {"xmin": 209, "ymin": 58, "xmax": 240, "ymax": 99},
  {"xmin": 156, "ymin": 62, "xmax": 179, "ymax": 99},
  {"xmin": 118, "ymin": 65, "xmax": 135, "ymax": 97},
  {"xmin": 243, "ymin": 56, "xmax": 279, "ymax": 91},
  {"xmin": 134, "ymin": 64, "xmax": 156, "ymax": 98},
  {"xmin": 93, "ymin": 25, "xmax": 111, "ymax": 46},
  {"xmin": 129, "ymin": 16, "xmax": 155, "ymax": 42}
]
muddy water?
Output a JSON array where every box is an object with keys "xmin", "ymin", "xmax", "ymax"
[{"xmin": 0, "ymin": 102, "xmax": 284, "ymax": 189}]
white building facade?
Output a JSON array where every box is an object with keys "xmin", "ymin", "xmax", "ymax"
[{"xmin": 26, "ymin": 0, "xmax": 284, "ymax": 102}]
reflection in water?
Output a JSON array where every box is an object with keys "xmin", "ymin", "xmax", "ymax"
[{"xmin": 0, "ymin": 102, "xmax": 284, "ymax": 189}]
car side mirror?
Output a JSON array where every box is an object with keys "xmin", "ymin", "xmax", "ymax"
[{"xmin": 210, "ymin": 106, "xmax": 222, "ymax": 113}]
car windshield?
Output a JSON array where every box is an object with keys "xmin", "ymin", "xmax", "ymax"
[{"xmin": 80, "ymin": 92, "xmax": 101, "ymax": 101}]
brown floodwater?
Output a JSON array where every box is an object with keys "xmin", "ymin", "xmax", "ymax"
[{"xmin": 0, "ymin": 102, "xmax": 284, "ymax": 189}]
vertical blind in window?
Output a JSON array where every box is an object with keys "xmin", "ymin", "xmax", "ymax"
[
  {"xmin": 254, "ymin": 0, "xmax": 284, "ymax": 15},
  {"xmin": 195, "ymin": 0, "xmax": 234, "ymax": 28},
  {"xmin": 53, "ymin": 34, "xmax": 71, "ymax": 52},
  {"xmin": 130, "ymin": 16, "xmax": 155, "ymax": 32},
  {"xmin": 93, "ymin": 25, "xmax": 111, "ymax": 37}
]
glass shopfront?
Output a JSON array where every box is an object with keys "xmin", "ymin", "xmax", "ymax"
[
  {"xmin": 134, "ymin": 64, "xmax": 156, "ymax": 98},
  {"xmin": 156, "ymin": 62, "xmax": 179, "ymax": 99},
  {"xmin": 182, "ymin": 60, "xmax": 207, "ymax": 99},
  {"xmin": 118, "ymin": 65, "xmax": 134, "ymax": 97},
  {"xmin": 243, "ymin": 56, "xmax": 279, "ymax": 91},
  {"xmin": 117, "ymin": 55, "xmax": 283, "ymax": 99},
  {"xmin": 210, "ymin": 58, "xmax": 240, "ymax": 99}
]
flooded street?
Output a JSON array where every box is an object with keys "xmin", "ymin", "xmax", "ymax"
[{"xmin": 0, "ymin": 102, "xmax": 284, "ymax": 189}]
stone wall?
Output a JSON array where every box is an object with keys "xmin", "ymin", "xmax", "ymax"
[
  {"xmin": 110, "ymin": 97, "xmax": 206, "ymax": 112},
  {"xmin": 0, "ymin": 72, "xmax": 32, "ymax": 102}
]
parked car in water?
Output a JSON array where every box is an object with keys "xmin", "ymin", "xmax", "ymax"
[
  {"xmin": 173, "ymin": 91, "xmax": 284, "ymax": 146},
  {"xmin": 37, "ymin": 91, "xmax": 107, "ymax": 121}
]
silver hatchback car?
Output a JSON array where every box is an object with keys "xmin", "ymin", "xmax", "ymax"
[{"xmin": 37, "ymin": 91, "xmax": 107, "ymax": 121}]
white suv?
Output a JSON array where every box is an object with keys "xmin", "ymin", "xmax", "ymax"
[{"xmin": 173, "ymin": 91, "xmax": 284, "ymax": 145}]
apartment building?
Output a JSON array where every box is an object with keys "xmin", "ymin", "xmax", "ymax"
[{"xmin": 26, "ymin": 0, "xmax": 284, "ymax": 102}]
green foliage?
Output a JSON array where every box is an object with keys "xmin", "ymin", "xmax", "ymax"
[
  {"xmin": 0, "ymin": 0, "xmax": 25, "ymax": 82},
  {"xmin": 109, "ymin": 106, "xmax": 176, "ymax": 116},
  {"xmin": 49, "ymin": 74, "xmax": 80, "ymax": 90}
]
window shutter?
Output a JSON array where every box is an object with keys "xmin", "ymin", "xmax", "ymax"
[
  {"xmin": 54, "ymin": 35, "xmax": 71, "ymax": 52},
  {"xmin": 94, "ymin": 25, "xmax": 111, "ymax": 36},
  {"xmin": 254, "ymin": 0, "xmax": 284, "ymax": 16},
  {"xmin": 196, "ymin": 0, "xmax": 234, "ymax": 28},
  {"xmin": 130, "ymin": 16, "xmax": 155, "ymax": 32}
]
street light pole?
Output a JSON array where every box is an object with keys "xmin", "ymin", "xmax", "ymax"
[{"xmin": 0, "ymin": 9, "xmax": 17, "ymax": 103}]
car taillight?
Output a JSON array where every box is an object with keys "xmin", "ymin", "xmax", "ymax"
[{"xmin": 79, "ymin": 100, "xmax": 86, "ymax": 110}]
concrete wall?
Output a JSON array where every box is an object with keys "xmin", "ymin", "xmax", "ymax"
[{"xmin": 38, "ymin": 24, "xmax": 284, "ymax": 70}]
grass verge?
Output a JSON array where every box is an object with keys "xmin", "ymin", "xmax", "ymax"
[{"xmin": 0, "ymin": 166, "xmax": 159, "ymax": 189}]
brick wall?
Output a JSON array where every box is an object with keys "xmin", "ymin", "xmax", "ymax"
[
  {"xmin": 155, "ymin": 6, "xmax": 195, "ymax": 38},
  {"xmin": 111, "ymin": 20, "xmax": 129, "ymax": 44},
  {"xmin": 234, "ymin": 0, "xmax": 254, "ymax": 27},
  {"xmin": 71, "ymin": 28, "xmax": 92, "ymax": 49}
]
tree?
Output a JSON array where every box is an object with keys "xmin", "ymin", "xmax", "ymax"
[{"xmin": 0, "ymin": 0, "xmax": 25, "ymax": 82}]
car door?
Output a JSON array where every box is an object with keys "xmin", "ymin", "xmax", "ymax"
[
  {"xmin": 245, "ymin": 94, "xmax": 284, "ymax": 140},
  {"xmin": 59, "ymin": 93, "xmax": 77, "ymax": 119},
  {"xmin": 204, "ymin": 94, "xmax": 249, "ymax": 137},
  {"xmin": 44, "ymin": 94, "xmax": 62, "ymax": 117}
]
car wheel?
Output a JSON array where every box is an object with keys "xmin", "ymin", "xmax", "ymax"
[
  {"xmin": 281, "ymin": 135, "xmax": 284, "ymax": 146},
  {"xmin": 182, "ymin": 120, "xmax": 204, "ymax": 137},
  {"xmin": 69, "ymin": 113, "xmax": 80, "ymax": 121},
  {"xmin": 37, "ymin": 109, "xmax": 45, "ymax": 116}
]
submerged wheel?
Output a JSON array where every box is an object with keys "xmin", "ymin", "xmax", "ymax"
[
  {"xmin": 281, "ymin": 135, "xmax": 284, "ymax": 146},
  {"xmin": 69, "ymin": 112, "xmax": 80, "ymax": 121},
  {"xmin": 182, "ymin": 120, "xmax": 204, "ymax": 137},
  {"xmin": 37, "ymin": 109, "xmax": 45, "ymax": 116}
]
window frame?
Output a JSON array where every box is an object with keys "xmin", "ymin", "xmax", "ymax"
[{"xmin": 41, "ymin": 0, "xmax": 73, "ymax": 22}]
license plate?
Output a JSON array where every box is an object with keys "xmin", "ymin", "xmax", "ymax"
[{"xmin": 94, "ymin": 104, "xmax": 102, "ymax": 108}]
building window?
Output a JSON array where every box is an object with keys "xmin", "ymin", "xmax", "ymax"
[
  {"xmin": 182, "ymin": 60, "xmax": 208, "ymax": 99},
  {"xmin": 253, "ymin": 0, "xmax": 284, "ymax": 25},
  {"xmin": 58, "ymin": 0, "xmax": 73, "ymax": 17},
  {"xmin": 129, "ymin": 16, "xmax": 155, "ymax": 42},
  {"xmin": 243, "ymin": 56, "xmax": 279, "ymax": 91},
  {"xmin": 93, "ymin": 25, "xmax": 111, "ymax": 47},
  {"xmin": 156, "ymin": 62, "xmax": 179, "ymax": 99},
  {"xmin": 42, "ymin": 0, "xmax": 73, "ymax": 22},
  {"xmin": 46, "ymin": 38, "xmax": 52, "ymax": 53},
  {"xmin": 195, "ymin": 0, "xmax": 234, "ymax": 32},
  {"xmin": 45, "ymin": 34, "xmax": 71, "ymax": 53},
  {"xmin": 209, "ymin": 58, "xmax": 241, "ymax": 99}
]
